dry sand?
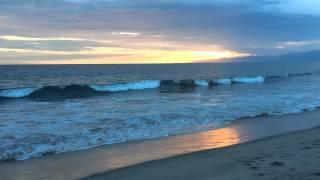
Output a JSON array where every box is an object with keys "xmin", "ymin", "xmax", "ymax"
[{"xmin": 85, "ymin": 127, "xmax": 320, "ymax": 180}]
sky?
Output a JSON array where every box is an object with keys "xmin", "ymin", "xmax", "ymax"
[{"xmin": 0, "ymin": 0, "xmax": 320, "ymax": 64}]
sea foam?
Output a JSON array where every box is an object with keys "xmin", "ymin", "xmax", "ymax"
[
  {"xmin": 214, "ymin": 78, "xmax": 232, "ymax": 85},
  {"xmin": 195, "ymin": 80, "xmax": 209, "ymax": 86},
  {"xmin": 90, "ymin": 80, "xmax": 161, "ymax": 92},
  {"xmin": 0, "ymin": 88, "xmax": 37, "ymax": 98},
  {"xmin": 232, "ymin": 76, "xmax": 265, "ymax": 83}
]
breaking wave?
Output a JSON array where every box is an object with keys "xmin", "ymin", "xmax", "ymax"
[
  {"xmin": 0, "ymin": 87, "xmax": 38, "ymax": 98},
  {"xmin": 90, "ymin": 80, "xmax": 160, "ymax": 92},
  {"xmin": 1, "ymin": 70, "xmax": 320, "ymax": 161},
  {"xmin": 232, "ymin": 76, "xmax": 265, "ymax": 83},
  {"xmin": 0, "ymin": 72, "xmax": 316, "ymax": 100}
]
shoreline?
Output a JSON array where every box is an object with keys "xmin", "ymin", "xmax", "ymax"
[
  {"xmin": 85, "ymin": 126, "xmax": 320, "ymax": 180},
  {"xmin": 1, "ymin": 109, "xmax": 316, "ymax": 162},
  {"xmin": 2, "ymin": 110, "xmax": 320, "ymax": 179}
]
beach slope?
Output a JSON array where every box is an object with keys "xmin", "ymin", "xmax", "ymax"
[{"xmin": 85, "ymin": 127, "xmax": 320, "ymax": 180}]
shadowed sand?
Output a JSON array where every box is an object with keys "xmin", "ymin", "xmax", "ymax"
[
  {"xmin": 85, "ymin": 127, "xmax": 320, "ymax": 180},
  {"xmin": 2, "ymin": 110, "xmax": 320, "ymax": 180}
]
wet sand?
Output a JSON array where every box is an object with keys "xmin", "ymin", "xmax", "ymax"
[
  {"xmin": 2, "ymin": 110, "xmax": 320, "ymax": 180},
  {"xmin": 85, "ymin": 126, "xmax": 320, "ymax": 180}
]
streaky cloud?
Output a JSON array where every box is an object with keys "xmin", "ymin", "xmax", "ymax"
[{"xmin": 0, "ymin": 35, "xmax": 111, "ymax": 44}]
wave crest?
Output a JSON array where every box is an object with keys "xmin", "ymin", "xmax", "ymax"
[
  {"xmin": 1, "ymin": 72, "xmax": 314, "ymax": 100},
  {"xmin": 28, "ymin": 85, "xmax": 103, "ymax": 100},
  {"xmin": 231, "ymin": 76, "xmax": 265, "ymax": 83},
  {"xmin": 0, "ymin": 88, "xmax": 37, "ymax": 98},
  {"xmin": 90, "ymin": 80, "xmax": 160, "ymax": 92}
]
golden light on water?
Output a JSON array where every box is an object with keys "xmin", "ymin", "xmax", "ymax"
[
  {"xmin": 168, "ymin": 127, "xmax": 241, "ymax": 152},
  {"xmin": 195, "ymin": 127, "xmax": 241, "ymax": 149}
]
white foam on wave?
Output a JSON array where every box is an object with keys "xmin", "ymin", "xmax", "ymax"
[
  {"xmin": 90, "ymin": 80, "xmax": 161, "ymax": 92},
  {"xmin": 232, "ymin": 76, "xmax": 265, "ymax": 83},
  {"xmin": 0, "ymin": 88, "xmax": 37, "ymax": 98},
  {"xmin": 214, "ymin": 78, "xmax": 232, "ymax": 85},
  {"xmin": 0, "ymin": 76, "xmax": 266, "ymax": 99},
  {"xmin": 195, "ymin": 80, "xmax": 209, "ymax": 86}
]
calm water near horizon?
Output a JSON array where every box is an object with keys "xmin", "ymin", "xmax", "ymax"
[{"xmin": 1, "ymin": 60, "xmax": 320, "ymax": 161}]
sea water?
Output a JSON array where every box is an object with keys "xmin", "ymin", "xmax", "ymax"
[{"xmin": 1, "ymin": 60, "xmax": 320, "ymax": 160}]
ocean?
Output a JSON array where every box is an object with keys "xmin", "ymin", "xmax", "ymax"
[{"xmin": 1, "ymin": 60, "xmax": 320, "ymax": 161}]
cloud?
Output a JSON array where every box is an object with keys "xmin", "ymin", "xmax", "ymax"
[
  {"xmin": 276, "ymin": 39, "xmax": 320, "ymax": 49},
  {"xmin": 0, "ymin": 0, "xmax": 319, "ymax": 64},
  {"xmin": 58, "ymin": 0, "xmax": 320, "ymax": 16},
  {"xmin": 0, "ymin": 35, "xmax": 111, "ymax": 44},
  {"xmin": 0, "ymin": 34, "xmax": 250, "ymax": 64},
  {"xmin": 111, "ymin": 32, "xmax": 140, "ymax": 36},
  {"xmin": 263, "ymin": 0, "xmax": 320, "ymax": 16}
]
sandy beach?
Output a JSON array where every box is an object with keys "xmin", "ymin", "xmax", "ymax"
[{"xmin": 85, "ymin": 126, "xmax": 320, "ymax": 180}]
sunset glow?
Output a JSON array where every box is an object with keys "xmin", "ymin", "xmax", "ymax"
[
  {"xmin": 1, "ymin": 0, "xmax": 318, "ymax": 64},
  {"xmin": 0, "ymin": 35, "xmax": 250, "ymax": 64}
]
